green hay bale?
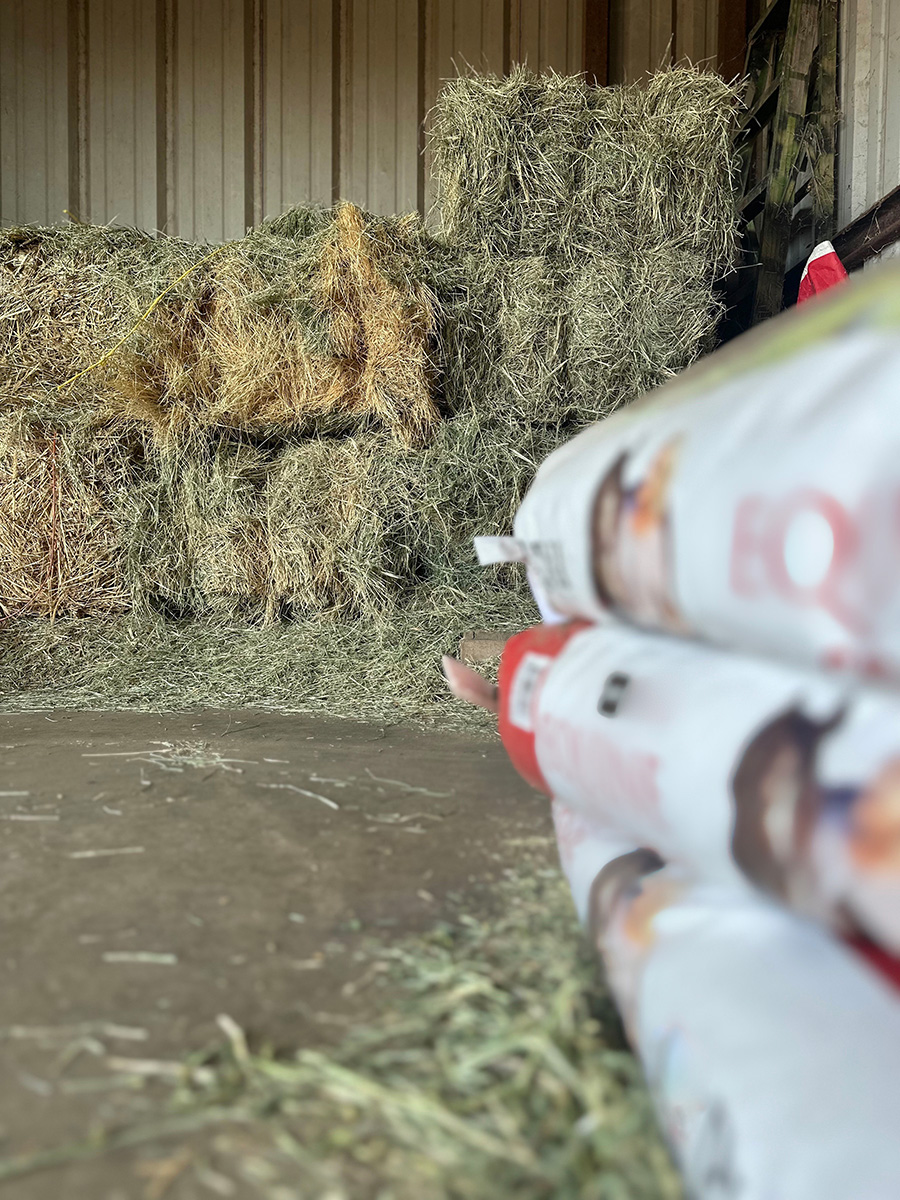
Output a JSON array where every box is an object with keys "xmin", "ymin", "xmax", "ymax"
[
  {"xmin": 567, "ymin": 246, "xmax": 724, "ymax": 413},
  {"xmin": 431, "ymin": 66, "xmax": 740, "ymax": 270},
  {"xmin": 430, "ymin": 66, "xmax": 590, "ymax": 258},
  {"xmin": 266, "ymin": 434, "xmax": 421, "ymax": 618},
  {"xmin": 117, "ymin": 437, "xmax": 272, "ymax": 620}
]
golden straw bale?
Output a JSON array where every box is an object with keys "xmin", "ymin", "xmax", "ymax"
[{"xmin": 313, "ymin": 204, "xmax": 441, "ymax": 445}]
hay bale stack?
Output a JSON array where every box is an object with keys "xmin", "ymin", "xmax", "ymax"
[
  {"xmin": 431, "ymin": 66, "xmax": 739, "ymax": 421},
  {"xmin": 0, "ymin": 418, "xmax": 130, "ymax": 618},
  {"xmin": 0, "ymin": 66, "xmax": 741, "ymax": 720}
]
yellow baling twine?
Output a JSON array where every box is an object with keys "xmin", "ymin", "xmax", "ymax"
[{"xmin": 56, "ymin": 243, "xmax": 229, "ymax": 395}]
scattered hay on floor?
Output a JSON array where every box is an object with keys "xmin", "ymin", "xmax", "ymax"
[
  {"xmin": 0, "ymin": 417, "xmax": 131, "ymax": 619},
  {"xmin": 0, "ymin": 864, "xmax": 682, "ymax": 1199}
]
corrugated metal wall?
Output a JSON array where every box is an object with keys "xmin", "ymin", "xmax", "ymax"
[
  {"xmin": 0, "ymin": 0, "xmax": 585, "ymax": 239},
  {"xmin": 838, "ymin": 0, "xmax": 900, "ymax": 228},
  {"xmin": 609, "ymin": 0, "xmax": 719, "ymax": 82}
]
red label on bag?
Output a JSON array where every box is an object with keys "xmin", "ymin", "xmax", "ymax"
[{"xmin": 497, "ymin": 622, "xmax": 588, "ymax": 792}]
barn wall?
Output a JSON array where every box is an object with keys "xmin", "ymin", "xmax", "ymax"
[
  {"xmin": 609, "ymin": 0, "xmax": 719, "ymax": 83},
  {"xmin": 838, "ymin": 0, "xmax": 900, "ymax": 228},
  {"xmin": 0, "ymin": 0, "xmax": 589, "ymax": 238}
]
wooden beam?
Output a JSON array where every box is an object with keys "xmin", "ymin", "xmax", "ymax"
[
  {"xmin": 583, "ymin": 0, "xmax": 610, "ymax": 86},
  {"xmin": 812, "ymin": 0, "xmax": 837, "ymax": 241},
  {"xmin": 752, "ymin": 0, "xmax": 820, "ymax": 323},
  {"xmin": 832, "ymin": 183, "xmax": 900, "ymax": 270}
]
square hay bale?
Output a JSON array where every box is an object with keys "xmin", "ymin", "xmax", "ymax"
[
  {"xmin": 313, "ymin": 204, "xmax": 441, "ymax": 445},
  {"xmin": 0, "ymin": 418, "xmax": 130, "ymax": 618},
  {"xmin": 567, "ymin": 246, "xmax": 723, "ymax": 413},
  {"xmin": 429, "ymin": 67, "xmax": 590, "ymax": 258},
  {"xmin": 266, "ymin": 434, "xmax": 420, "ymax": 617},
  {"xmin": 0, "ymin": 224, "xmax": 210, "ymax": 432},
  {"xmin": 118, "ymin": 437, "xmax": 273, "ymax": 619},
  {"xmin": 432, "ymin": 65, "xmax": 740, "ymax": 272}
]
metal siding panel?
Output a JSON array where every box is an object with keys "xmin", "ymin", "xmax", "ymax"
[
  {"xmin": 650, "ymin": 0, "xmax": 673, "ymax": 69},
  {"xmin": 395, "ymin": 0, "xmax": 420, "ymax": 212},
  {"xmin": 705, "ymin": 0, "xmax": 718, "ymax": 64},
  {"xmin": 676, "ymin": 0, "xmax": 705, "ymax": 63},
  {"xmin": 620, "ymin": 0, "xmax": 653, "ymax": 81},
  {"xmin": 1, "ymin": 0, "xmax": 69, "ymax": 224},
  {"xmin": 516, "ymin": 0, "xmax": 541, "ymax": 65},
  {"xmin": 342, "ymin": 0, "xmax": 420, "ymax": 214},
  {"xmin": 84, "ymin": 0, "xmax": 157, "ymax": 229},
  {"xmin": 567, "ymin": 0, "xmax": 585, "ymax": 73},
  {"xmin": 172, "ymin": 0, "xmax": 246, "ymax": 241},
  {"xmin": 838, "ymin": 0, "xmax": 900, "ymax": 227},
  {"xmin": 261, "ymin": 0, "xmax": 333, "ymax": 218},
  {"xmin": 542, "ymin": 0, "xmax": 568, "ymax": 69}
]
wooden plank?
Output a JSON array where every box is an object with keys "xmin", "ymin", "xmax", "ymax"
[
  {"xmin": 883, "ymin": 0, "xmax": 900, "ymax": 203},
  {"xmin": 832, "ymin": 180, "xmax": 900, "ymax": 269},
  {"xmin": 752, "ymin": 0, "xmax": 820, "ymax": 323},
  {"xmin": 812, "ymin": 0, "xmax": 837, "ymax": 240}
]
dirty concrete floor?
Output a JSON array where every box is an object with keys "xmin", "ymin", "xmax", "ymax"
[{"xmin": 0, "ymin": 710, "xmax": 553, "ymax": 1199}]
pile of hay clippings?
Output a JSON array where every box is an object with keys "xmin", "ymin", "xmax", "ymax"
[
  {"xmin": 0, "ymin": 865, "xmax": 682, "ymax": 1199},
  {"xmin": 0, "ymin": 66, "xmax": 739, "ymax": 720}
]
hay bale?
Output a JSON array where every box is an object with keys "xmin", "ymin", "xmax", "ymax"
[
  {"xmin": 200, "ymin": 232, "xmax": 353, "ymax": 434},
  {"xmin": 0, "ymin": 224, "xmax": 209, "ymax": 431},
  {"xmin": 118, "ymin": 437, "xmax": 273, "ymax": 619},
  {"xmin": 133, "ymin": 203, "xmax": 441, "ymax": 445},
  {"xmin": 567, "ymin": 246, "xmax": 723, "ymax": 414},
  {"xmin": 431, "ymin": 65, "xmax": 739, "ymax": 271},
  {"xmin": 0, "ymin": 417, "xmax": 130, "ymax": 618},
  {"xmin": 313, "ymin": 204, "xmax": 441, "ymax": 445},
  {"xmin": 266, "ymin": 434, "xmax": 420, "ymax": 617},
  {"xmin": 430, "ymin": 67, "xmax": 589, "ymax": 259}
]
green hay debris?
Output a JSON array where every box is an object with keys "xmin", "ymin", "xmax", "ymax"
[{"xmin": 0, "ymin": 866, "xmax": 682, "ymax": 1199}]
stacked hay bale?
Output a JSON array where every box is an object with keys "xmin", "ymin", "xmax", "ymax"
[
  {"xmin": 0, "ymin": 67, "xmax": 739, "ymax": 719},
  {"xmin": 430, "ymin": 66, "xmax": 739, "ymax": 422}
]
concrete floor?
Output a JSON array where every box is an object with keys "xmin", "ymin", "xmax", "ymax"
[{"xmin": 0, "ymin": 709, "xmax": 553, "ymax": 1199}]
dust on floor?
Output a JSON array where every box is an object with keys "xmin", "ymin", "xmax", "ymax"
[{"xmin": 0, "ymin": 709, "xmax": 554, "ymax": 1198}]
